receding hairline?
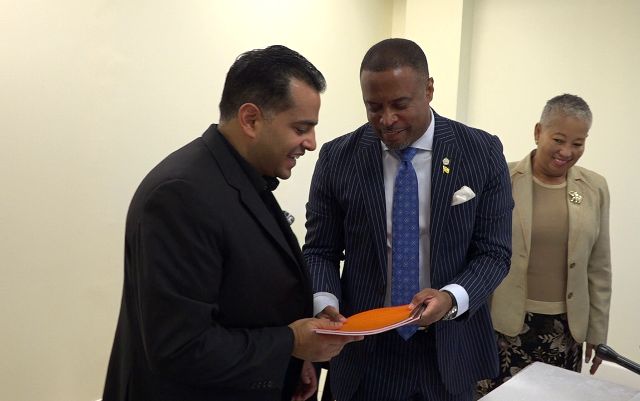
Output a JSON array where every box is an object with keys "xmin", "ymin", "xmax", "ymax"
[{"xmin": 360, "ymin": 38, "xmax": 430, "ymax": 77}]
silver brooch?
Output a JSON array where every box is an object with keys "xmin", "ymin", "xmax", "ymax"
[
  {"xmin": 282, "ymin": 210, "xmax": 295, "ymax": 225},
  {"xmin": 568, "ymin": 191, "xmax": 582, "ymax": 204}
]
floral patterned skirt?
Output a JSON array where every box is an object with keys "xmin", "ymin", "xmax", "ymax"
[{"xmin": 476, "ymin": 312, "xmax": 582, "ymax": 397}]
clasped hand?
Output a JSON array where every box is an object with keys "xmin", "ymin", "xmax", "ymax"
[
  {"xmin": 408, "ymin": 288, "xmax": 453, "ymax": 327},
  {"xmin": 288, "ymin": 317, "xmax": 363, "ymax": 362}
]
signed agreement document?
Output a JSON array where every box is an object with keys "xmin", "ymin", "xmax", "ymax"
[{"xmin": 314, "ymin": 304, "xmax": 421, "ymax": 336}]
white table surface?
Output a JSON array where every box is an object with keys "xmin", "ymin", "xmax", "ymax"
[{"xmin": 479, "ymin": 362, "xmax": 640, "ymax": 401}]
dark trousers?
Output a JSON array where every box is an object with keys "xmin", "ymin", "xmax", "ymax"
[{"xmin": 339, "ymin": 330, "xmax": 472, "ymax": 401}]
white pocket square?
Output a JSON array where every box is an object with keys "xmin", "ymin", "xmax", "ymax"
[{"xmin": 451, "ymin": 186, "xmax": 475, "ymax": 206}]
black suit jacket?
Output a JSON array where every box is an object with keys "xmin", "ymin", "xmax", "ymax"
[{"xmin": 103, "ymin": 125, "xmax": 313, "ymax": 401}]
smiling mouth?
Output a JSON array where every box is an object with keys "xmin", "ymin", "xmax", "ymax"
[{"xmin": 383, "ymin": 128, "xmax": 406, "ymax": 136}]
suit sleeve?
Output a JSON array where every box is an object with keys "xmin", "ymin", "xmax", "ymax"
[
  {"xmin": 303, "ymin": 143, "xmax": 344, "ymax": 301},
  {"xmin": 454, "ymin": 135, "xmax": 514, "ymax": 314},
  {"xmin": 133, "ymin": 179, "xmax": 294, "ymax": 389},
  {"xmin": 585, "ymin": 177, "xmax": 612, "ymax": 345}
]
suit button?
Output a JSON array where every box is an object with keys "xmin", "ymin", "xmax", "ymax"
[
  {"xmin": 567, "ymin": 292, "xmax": 573, "ymax": 299},
  {"xmin": 569, "ymin": 262, "xmax": 575, "ymax": 269}
]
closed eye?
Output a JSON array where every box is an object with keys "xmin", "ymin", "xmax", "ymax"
[
  {"xmin": 393, "ymin": 101, "xmax": 409, "ymax": 110},
  {"xmin": 294, "ymin": 122, "xmax": 316, "ymax": 134}
]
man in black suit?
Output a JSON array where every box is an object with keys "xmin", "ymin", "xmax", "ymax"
[{"xmin": 103, "ymin": 45, "xmax": 361, "ymax": 401}]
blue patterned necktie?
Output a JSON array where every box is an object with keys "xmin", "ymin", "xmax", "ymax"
[{"xmin": 391, "ymin": 147, "xmax": 420, "ymax": 340}]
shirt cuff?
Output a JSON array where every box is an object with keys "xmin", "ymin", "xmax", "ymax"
[
  {"xmin": 440, "ymin": 284, "xmax": 469, "ymax": 318},
  {"xmin": 313, "ymin": 292, "xmax": 339, "ymax": 317}
]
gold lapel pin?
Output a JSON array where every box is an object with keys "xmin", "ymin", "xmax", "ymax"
[
  {"xmin": 568, "ymin": 191, "xmax": 582, "ymax": 204},
  {"xmin": 442, "ymin": 157, "xmax": 451, "ymax": 174}
]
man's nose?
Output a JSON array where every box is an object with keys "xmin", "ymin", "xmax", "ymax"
[
  {"xmin": 304, "ymin": 131, "xmax": 316, "ymax": 151},
  {"xmin": 380, "ymin": 109, "xmax": 398, "ymax": 127}
]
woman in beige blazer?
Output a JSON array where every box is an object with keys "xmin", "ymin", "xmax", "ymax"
[{"xmin": 478, "ymin": 94, "xmax": 611, "ymax": 395}]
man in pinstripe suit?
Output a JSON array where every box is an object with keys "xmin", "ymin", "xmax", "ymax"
[{"xmin": 303, "ymin": 39, "xmax": 513, "ymax": 401}]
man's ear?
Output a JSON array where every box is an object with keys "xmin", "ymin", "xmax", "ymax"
[
  {"xmin": 237, "ymin": 103, "xmax": 262, "ymax": 139},
  {"xmin": 426, "ymin": 77, "xmax": 434, "ymax": 102}
]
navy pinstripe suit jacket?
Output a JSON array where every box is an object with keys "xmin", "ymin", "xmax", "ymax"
[{"xmin": 303, "ymin": 112, "xmax": 513, "ymax": 398}]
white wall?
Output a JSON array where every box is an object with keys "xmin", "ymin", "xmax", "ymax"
[
  {"xmin": 2, "ymin": 1, "xmax": 639, "ymax": 400},
  {"xmin": 0, "ymin": 1, "xmax": 391, "ymax": 400}
]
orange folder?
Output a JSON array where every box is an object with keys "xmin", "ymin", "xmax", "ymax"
[{"xmin": 314, "ymin": 304, "xmax": 421, "ymax": 336}]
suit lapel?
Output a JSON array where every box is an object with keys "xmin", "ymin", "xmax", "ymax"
[
  {"xmin": 355, "ymin": 125, "xmax": 388, "ymax": 283},
  {"xmin": 511, "ymin": 156, "xmax": 533, "ymax": 255},
  {"xmin": 430, "ymin": 114, "xmax": 459, "ymax": 273},
  {"xmin": 202, "ymin": 126, "xmax": 303, "ymax": 271},
  {"xmin": 566, "ymin": 168, "xmax": 584, "ymax": 260}
]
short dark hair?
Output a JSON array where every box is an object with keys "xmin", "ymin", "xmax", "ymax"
[
  {"xmin": 540, "ymin": 94, "xmax": 592, "ymax": 128},
  {"xmin": 360, "ymin": 38, "xmax": 429, "ymax": 77},
  {"xmin": 219, "ymin": 45, "xmax": 326, "ymax": 122}
]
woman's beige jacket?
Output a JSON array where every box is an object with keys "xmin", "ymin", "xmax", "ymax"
[{"xmin": 490, "ymin": 152, "xmax": 611, "ymax": 344}]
